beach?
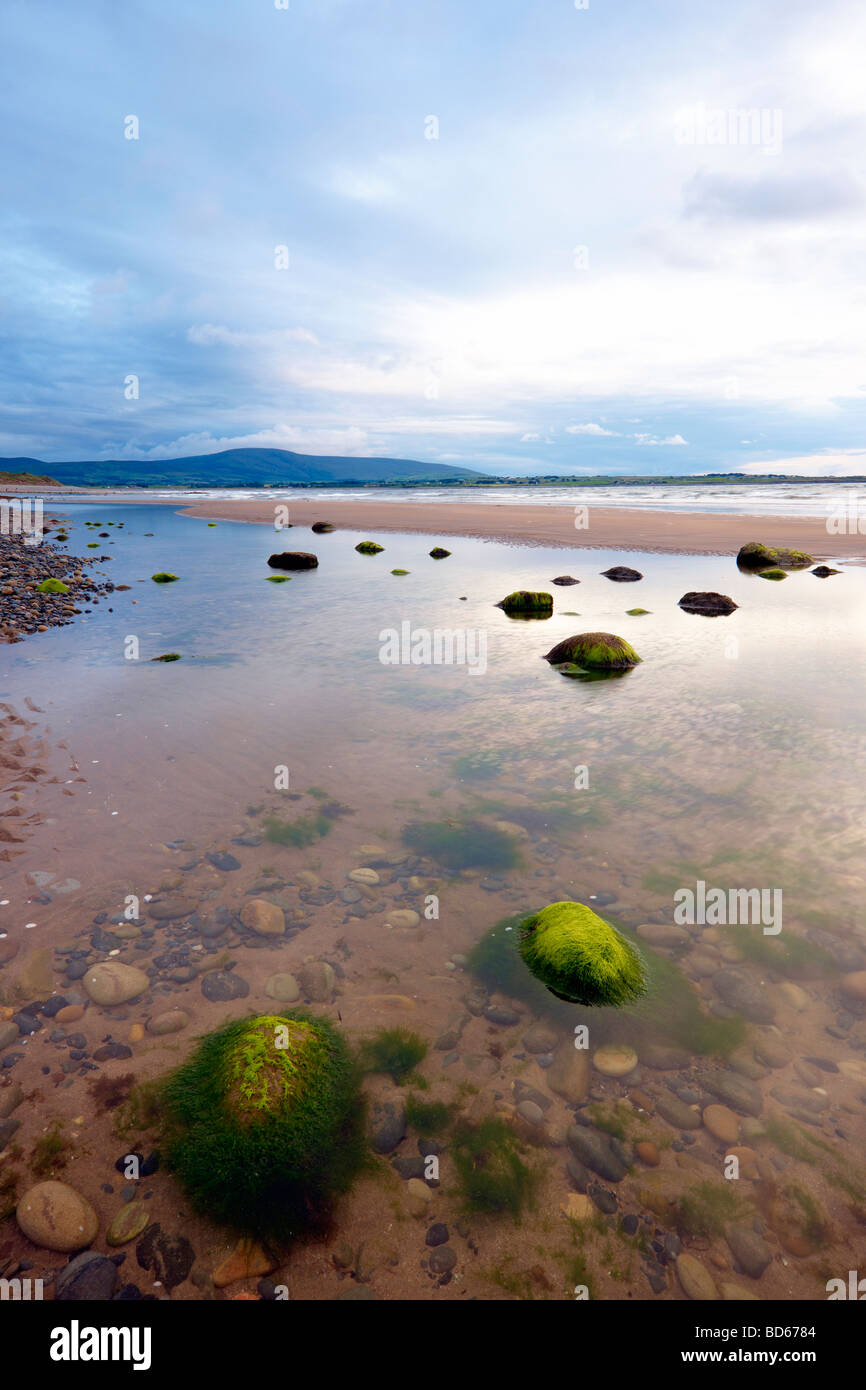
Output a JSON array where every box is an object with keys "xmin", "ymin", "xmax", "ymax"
[{"xmin": 179, "ymin": 496, "xmax": 866, "ymax": 559}]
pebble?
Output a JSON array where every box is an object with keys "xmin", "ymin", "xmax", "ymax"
[
  {"xmin": 726, "ymin": 1225, "xmax": 771, "ymax": 1278},
  {"xmin": 635, "ymin": 1141, "xmax": 660, "ymax": 1166},
  {"xmin": 55, "ymin": 1251, "xmax": 119, "ymax": 1301},
  {"xmin": 567, "ymin": 1125, "xmax": 628, "ymax": 1182},
  {"xmin": 368, "ymin": 1098, "xmax": 406, "ymax": 1154},
  {"xmin": 240, "ymin": 899, "xmax": 285, "ymax": 937},
  {"xmin": 201, "ymin": 970, "xmax": 250, "ymax": 1002},
  {"xmin": 265, "ymin": 972, "xmax": 301, "ymax": 1003},
  {"xmin": 386, "ymin": 909, "xmax": 420, "ymax": 928},
  {"xmin": 17, "ymin": 1180, "xmax": 99, "ymax": 1252},
  {"xmin": 676, "ymin": 1252, "xmax": 718, "ymax": 1301},
  {"xmin": 83, "ymin": 962, "xmax": 150, "ymax": 1006},
  {"xmin": 349, "ymin": 868, "xmax": 380, "ymax": 885},
  {"xmin": 593, "ymin": 1044, "xmax": 638, "ymax": 1077},
  {"xmin": 146, "ymin": 1009, "xmax": 189, "ymax": 1036},
  {"xmin": 298, "ymin": 960, "xmax": 335, "ymax": 1003},
  {"xmin": 428, "ymin": 1246, "xmax": 457, "ymax": 1274},
  {"xmin": 107, "ymin": 1203, "xmax": 151, "ymax": 1246},
  {"xmin": 702, "ymin": 1104, "xmax": 740, "ymax": 1145},
  {"xmin": 655, "ymin": 1095, "xmax": 701, "ymax": 1131},
  {"xmin": 636, "ymin": 923, "xmax": 691, "ymax": 948}
]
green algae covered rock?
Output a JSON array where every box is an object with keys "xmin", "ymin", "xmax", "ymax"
[
  {"xmin": 151, "ymin": 572, "xmax": 179, "ymax": 583},
  {"xmin": 161, "ymin": 1013, "xmax": 363, "ymax": 1243},
  {"xmin": 391, "ymin": 568, "xmax": 410, "ymax": 575},
  {"xmin": 758, "ymin": 568, "xmax": 786, "ymax": 581},
  {"xmin": 519, "ymin": 901, "xmax": 648, "ymax": 1007},
  {"xmin": 151, "ymin": 653, "xmax": 181, "ymax": 662},
  {"xmin": 496, "ymin": 590, "xmax": 554, "ymax": 615},
  {"xmin": 36, "ymin": 578, "xmax": 69, "ymax": 594},
  {"xmin": 429, "ymin": 547, "xmax": 451, "ymax": 559},
  {"xmin": 355, "ymin": 540, "xmax": 384, "ymax": 554},
  {"xmin": 543, "ymin": 631, "xmax": 641, "ymax": 671},
  {"xmin": 737, "ymin": 541, "xmax": 813, "ymax": 571}
]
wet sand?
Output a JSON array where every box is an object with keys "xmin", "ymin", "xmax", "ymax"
[{"xmin": 178, "ymin": 497, "xmax": 866, "ymax": 559}]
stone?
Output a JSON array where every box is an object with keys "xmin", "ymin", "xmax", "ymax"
[
  {"xmin": 702, "ymin": 1104, "xmax": 740, "ymax": 1145},
  {"xmin": 593, "ymin": 1044, "xmax": 638, "ymax": 1077},
  {"xmin": 635, "ymin": 1141, "xmax": 660, "ymax": 1166},
  {"xmin": 240, "ymin": 899, "xmax": 285, "ymax": 937},
  {"xmin": 428, "ymin": 1245, "xmax": 457, "ymax": 1273},
  {"xmin": 146, "ymin": 1009, "xmax": 189, "ymax": 1036},
  {"xmin": 778, "ymin": 982, "xmax": 808, "ymax": 1011},
  {"xmin": 726, "ymin": 1225, "xmax": 771, "ymax": 1279},
  {"xmin": 753, "ymin": 1038, "xmax": 790, "ymax": 1069},
  {"xmin": 349, "ymin": 868, "xmax": 380, "ymax": 885},
  {"xmin": 55, "ymin": 1251, "xmax": 118, "ymax": 1301},
  {"xmin": 713, "ymin": 970, "xmax": 774, "ymax": 1023},
  {"xmin": 566, "ymin": 1125, "xmax": 628, "ymax": 1182},
  {"xmin": 678, "ymin": 591, "xmax": 738, "ymax": 616},
  {"xmin": 636, "ymin": 923, "xmax": 691, "ymax": 948},
  {"xmin": 298, "ymin": 960, "xmax": 335, "ymax": 1003},
  {"xmin": 406, "ymin": 1177, "xmax": 432, "ymax": 1216},
  {"xmin": 17, "ymin": 1180, "xmax": 99, "ymax": 1251},
  {"xmin": 268, "ymin": 551, "xmax": 318, "ymax": 570},
  {"xmin": 840, "ymin": 971, "xmax": 866, "ymax": 1002},
  {"xmin": 201, "ymin": 969, "xmax": 249, "ymax": 1002},
  {"xmin": 265, "ymin": 972, "xmax": 301, "ymax": 1003},
  {"xmin": 703, "ymin": 1069, "xmax": 763, "ymax": 1117},
  {"xmin": 0, "ymin": 1021, "xmax": 18, "ymax": 1051},
  {"xmin": 368, "ymin": 1098, "xmax": 406, "ymax": 1154},
  {"xmin": 386, "ymin": 909, "xmax": 420, "ymax": 928},
  {"xmin": 0, "ymin": 1083, "xmax": 24, "ymax": 1119},
  {"xmin": 83, "ymin": 962, "xmax": 150, "ymax": 1006},
  {"xmin": 55, "ymin": 1004, "xmax": 85, "ymax": 1024},
  {"xmin": 676, "ymin": 1252, "xmax": 718, "ymax": 1301},
  {"xmin": 523, "ymin": 1023, "xmax": 559, "ymax": 1054},
  {"xmin": 107, "ymin": 1203, "xmax": 151, "ymax": 1246},
  {"xmin": 562, "ymin": 1192, "xmax": 593, "ymax": 1221},
  {"xmin": 136, "ymin": 1224, "xmax": 195, "ymax": 1291},
  {"xmin": 720, "ymin": 1282, "xmax": 761, "ymax": 1301},
  {"xmin": 213, "ymin": 1237, "xmax": 277, "ymax": 1288},
  {"xmin": 147, "ymin": 898, "xmax": 196, "ymax": 921},
  {"xmin": 16, "ymin": 946, "xmax": 55, "ymax": 997},
  {"xmin": 656, "ymin": 1095, "xmax": 702, "ymax": 1130},
  {"xmin": 640, "ymin": 1044, "xmax": 691, "ymax": 1070},
  {"xmin": 546, "ymin": 1041, "xmax": 591, "ymax": 1103},
  {"xmin": 601, "ymin": 566, "xmax": 643, "ymax": 582}
]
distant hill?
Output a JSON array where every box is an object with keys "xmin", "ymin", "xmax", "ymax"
[
  {"xmin": 0, "ymin": 449, "xmax": 485, "ymax": 488},
  {"xmin": 0, "ymin": 469, "xmax": 62, "ymax": 487}
]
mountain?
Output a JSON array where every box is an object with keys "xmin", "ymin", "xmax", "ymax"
[{"xmin": 0, "ymin": 449, "xmax": 485, "ymax": 488}]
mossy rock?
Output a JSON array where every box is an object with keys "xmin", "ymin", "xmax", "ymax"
[
  {"xmin": 758, "ymin": 568, "xmax": 786, "ymax": 581},
  {"xmin": 518, "ymin": 901, "xmax": 648, "ymax": 1007},
  {"xmin": 355, "ymin": 541, "xmax": 384, "ymax": 554},
  {"xmin": 736, "ymin": 541, "xmax": 813, "ymax": 571},
  {"xmin": 391, "ymin": 569, "xmax": 410, "ymax": 575},
  {"xmin": 207, "ymin": 522, "xmax": 217, "ymax": 527},
  {"xmin": 160, "ymin": 1013, "xmax": 363, "ymax": 1244},
  {"xmin": 265, "ymin": 575, "xmax": 292, "ymax": 583},
  {"xmin": 429, "ymin": 547, "xmax": 451, "ymax": 559},
  {"xmin": 626, "ymin": 607, "xmax": 651, "ymax": 616},
  {"xmin": 811, "ymin": 565, "xmax": 839, "ymax": 578},
  {"xmin": 36, "ymin": 578, "xmax": 69, "ymax": 595},
  {"xmin": 87, "ymin": 542, "xmax": 99, "ymax": 548},
  {"xmin": 496, "ymin": 590, "xmax": 554, "ymax": 615},
  {"xmin": 151, "ymin": 572, "xmax": 179, "ymax": 583},
  {"xmin": 268, "ymin": 552, "xmax": 317, "ymax": 570},
  {"xmin": 543, "ymin": 631, "xmax": 641, "ymax": 671},
  {"xmin": 151, "ymin": 653, "xmax": 181, "ymax": 662},
  {"xmin": 678, "ymin": 592, "xmax": 738, "ymax": 616}
]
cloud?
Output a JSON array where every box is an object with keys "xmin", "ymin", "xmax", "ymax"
[
  {"xmin": 633, "ymin": 433, "xmax": 688, "ymax": 446},
  {"xmin": 683, "ymin": 170, "xmax": 863, "ymax": 223},
  {"xmin": 740, "ymin": 449, "xmax": 866, "ymax": 476},
  {"xmin": 103, "ymin": 425, "xmax": 372, "ymax": 461},
  {"xmin": 188, "ymin": 324, "xmax": 319, "ymax": 347},
  {"xmin": 565, "ymin": 423, "xmax": 621, "ymax": 437}
]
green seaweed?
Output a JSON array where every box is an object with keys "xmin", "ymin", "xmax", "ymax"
[
  {"xmin": 263, "ymin": 812, "xmax": 331, "ymax": 847},
  {"xmin": 518, "ymin": 901, "xmax": 648, "ymax": 1008},
  {"xmin": 151, "ymin": 572, "xmax": 179, "ymax": 583},
  {"xmin": 452, "ymin": 1116, "xmax": 540, "ymax": 1219},
  {"xmin": 359, "ymin": 1028, "xmax": 427, "ymax": 1084},
  {"xmin": 402, "ymin": 819, "xmax": 519, "ymax": 871}
]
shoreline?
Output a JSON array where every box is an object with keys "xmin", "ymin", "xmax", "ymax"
[{"xmin": 176, "ymin": 497, "xmax": 866, "ymax": 559}]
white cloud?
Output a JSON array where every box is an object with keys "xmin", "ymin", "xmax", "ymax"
[
  {"xmin": 188, "ymin": 324, "xmax": 319, "ymax": 347},
  {"xmin": 565, "ymin": 423, "xmax": 620, "ymax": 436},
  {"xmin": 633, "ymin": 433, "xmax": 689, "ymax": 446},
  {"xmin": 740, "ymin": 448, "xmax": 866, "ymax": 476}
]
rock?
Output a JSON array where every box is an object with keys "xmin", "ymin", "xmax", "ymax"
[
  {"xmin": 811, "ymin": 566, "xmax": 839, "ymax": 577},
  {"xmin": 566, "ymin": 1125, "xmax": 628, "ymax": 1182},
  {"xmin": 298, "ymin": 960, "xmax": 335, "ymax": 1003},
  {"xmin": 551, "ymin": 575, "xmax": 580, "ymax": 585},
  {"xmin": 641, "ymin": 1044, "xmax": 691, "ymax": 1071},
  {"xmin": 106, "ymin": 1203, "xmax": 151, "ymax": 1246},
  {"xmin": 17, "ymin": 1180, "xmax": 99, "ymax": 1251},
  {"xmin": 368, "ymin": 1098, "xmax": 406, "ymax": 1154},
  {"xmin": 429, "ymin": 547, "xmax": 451, "ymax": 560},
  {"xmin": 496, "ymin": 590, "xmax": 554, "ymax": 615},
  {"xmin": 355, "ymin": 541, "xmax": 384, "ymax": 554},
  {"xmin": 55, "ymin": 1004, "xmax": 85, "ymax": 1024},
  {"xmin": 206, "ymin": 850, "xmax": 241, "ymax": 872},
  {"xmin": 201, "ymin": 969, "xmax": 250, "ymax": 1002},
  {"xmin": 546, "ymin": 1041, "xmax": 591, "ymax": 1103},
  {"xmin": 349, "ymin": 868, "xmax": 380, "ymax": 885},
  {"xmin": 676, "ymin": 1253, "xmax": 718, "ymax": 1300},
  {"xmin": 713, "ymin": 970, "xmax": 774, "ymax": 1023},
  {"xmin": 406, "ymin": 1177, "xmax": 432, "ymax": 1216},
  {"xmin": 769, "ymin": 1084, "xmax": 828, "ymax": 1120},
  {"xmin": 385, "ymin": 909, "xmax": 420, "ymax": 928},
  {"xmin": 703, "ymin": 1070, "xmax": 763, "ymax": 1117},
  {"xmin": 268, "ymin": 552, "xmax": 318, "ymax": 570},
  {"xmin": 636, "ymin": 923, "xmax": 691, "ymax": 948},
  {"xmin": 724, "ymin": 1146, "xmax": 760, "ymax": 1180},
  {"xmin": 678, "ymin": 592, "xmax": 738, "ymax": 616},
  {"xmin": 265, "ymin": 972, "xmax": 300, "ymax": 1003},
  {"xmin": 213, "ymin": 1237, "xmax": 277, "ymax": 1288},
  {"xmin": 146, "ymin": 1009, "xmax": 189, "ymax": 1036},
  {"xmin": 721, "ymin": 1282, "xmax": 761, "ymax": 1301},
  {"xmin": 523, "ymin": 1023, "xmax": 559, "ymax": 1055},
  {"xmin": 0, "ymin": 1083, "xmax": 24, "ymax": 1119},
  {"xmin": 702, "ymin": 1104, "xmax": 740, "ymax": 1145},
  {"xmin": 543, "ymin": 632, "xmax": 641, "ymax": 672},
  {"xmin": 55, "ymin": 1251, "xmax": 118, "ymax": 1301},
  {"xmin": 148, "ymin": 897, "xmax": 196, "ymax": 921},
  {"xmin": 0, "ymin": 1118, "xmax": 21, "ymax": 1145},
  {"xmin": 311, "ymin": 522, "xmax": 335, "ymax": 533},
  {"xmin": 16, "ymin": 946, "xmax": 55, "ymax": 997},
  {"xmin": 428, "ymin": 1245, "xmax": 456, "ymax": 1273},
  {"xmin": 737, "ymin": 542, "xmax": 813, "ymax": 571},
  {"xmin": 726, "ymin": 1225, "xmax": 771, "ymax": 1279},
  {"xmin": 240, "ymin": 899, "xmax": 285, "ymax": 937},
  {"xmin": 593, "ymin": 1044, "xmax": 638, "ymax": 1077},
  {"xmin": 0, "ymin": 1021, "xmax": 19, "ymax": 1051},
  {"xmin": 635, "ymin": 1141, "xmax": 660, "ymax": 1166},
  {"xmin": 840, "ymin": 971, "xmax": 866, "ymax": 1002},
  {"xmin": 94, "ymin": 1041, "xmax": 134, "ymax": 1061},
  {"xmin": 601, "ymin": 566, "xmax": 642, "ymax": 582},
  {"xmin": 656, "ymin": 1095, "xmax": 701, "ymax": 1130},
  {"xmin": 517, "ymin": 1100, "xmax": 544, "ymax": 1126},
  {"xmin": 136, "ymin": 1223, "xmax": 195, "ymax": 1291},
  {"xmin": 484, "ymin": 1005, "xmax": 520, "ymax": 1026},
  {"xmin": 562, "ymin": 1192, "xmax": 592, "ymax": 1221},
  {"xmin": 753, "ymin": 1038, "xmax": 790, "ymax": 1069},
  {"xmin": 83, "ymin": 962, "xmax": 150, "ymax": 1006}
]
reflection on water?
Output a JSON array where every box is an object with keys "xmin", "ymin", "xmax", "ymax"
[{"xmin": 2, "ymin": 503, "xmax": 866, "ymax": 1301}]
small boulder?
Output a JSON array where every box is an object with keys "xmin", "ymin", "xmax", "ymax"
[
  {"xmin": 496, "ymin": 590, "xmax": 553, "ymax": 615},
  {"xmin": 83, "ymin": 962, "xmax": 150, "ymax": 1006},
  {"xmin": 601, "ymin": 566, "xmax": 642, "ymax": 582},
  {"xmin": 736, "ymin": 541, "xmax": 813, "ymax": 571},
  {"xmin": 267, "ymin": 552, "xmax": 318, "ymax": 570},
  {"xmin": 678, "ymin": 591, "xmax": 738, "ymax": 616},
  {"xmin": 811, "ymin": 565, "xmax": 839, "ymax": 577},
  {"xmin": 355, "ymin": 541, "xmax": 384, "ymax": 554},
  {"xmin": 311, "ymin": 522, "xmax": 335, "ymax": 533},
  {"xmin": 429, "ymin": 547, "xmax": 451, "ymax": 559},
  {"xmin": 551, "ymin": 575, "xmax": 580, "ymax": 585},
  {"xmin": 17, "ymin": 1180, "xmax": 99, "ymax": 1252},
  {"xmin": 543, "ymin": 631, "xmax": 641, "ymax": 672},
  {"xmin": 240, "ymin": 899, "xmax": 286, "ymax": 937}
]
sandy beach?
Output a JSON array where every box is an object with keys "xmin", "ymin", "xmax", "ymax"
[{"xmin": 178, "ymin": 497, "xmax": 866, "ymax": 559}]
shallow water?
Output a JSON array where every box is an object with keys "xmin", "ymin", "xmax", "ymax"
[{"xmin": 2, "ymin": 503, "xmax": 866, "ymax": 1300}]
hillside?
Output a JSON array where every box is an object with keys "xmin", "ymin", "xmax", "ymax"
[{"xmin": 0, "ymin": 449, "xmax": 485, "ymax": 488}]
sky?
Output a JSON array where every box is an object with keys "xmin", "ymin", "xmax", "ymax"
[{"xmin": 2, "ymin": 0, "xmax": 866, "ymax": 477}]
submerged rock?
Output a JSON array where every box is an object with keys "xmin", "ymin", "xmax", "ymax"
[
  {"xmin": 678, "ymin": 591, "xmax": 738, "ymax": 616},
  {"xmin": 84, "ymin": 962, "xmax": 150, "ymax": 1006},
  {"xmin": 551, "ymin": 575, "xmax": 580, "ymax": 585},
  {"xmin": 355, "ymin": 541, "xmax": 384, "ymax": 554},
  {"xmin": 736, "ymin": 541, "xmax": 813, "ymax": 570},
  {"xmin": 518, "ymin": 900, "xmax": 647, "ymax": 1006},
  {"xmin": 429, "ymin": 547, "xmax": 451, "ymax": 559},
  {"xmin": 811, "ymin": 565, "xmax": 840, "ymax": 577},
  {"xmin": 543, "ymin": 631, "xmax": 641, "ymax": 671},
  {"xmin": 311, "ymin": 522, "xmax": 335, "ymax": 533},
  {"xmin": 17, "ymin": 1180, "xmax": 99, "ymax": 1252},
  {"xmin": 267, "ymin": 552, "xmax": 318, "ymax": 570}
]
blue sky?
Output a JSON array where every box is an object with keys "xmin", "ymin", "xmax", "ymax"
[{"xmin": 2, "ymin": 0, "xmax": 866, "ymax": 476}]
